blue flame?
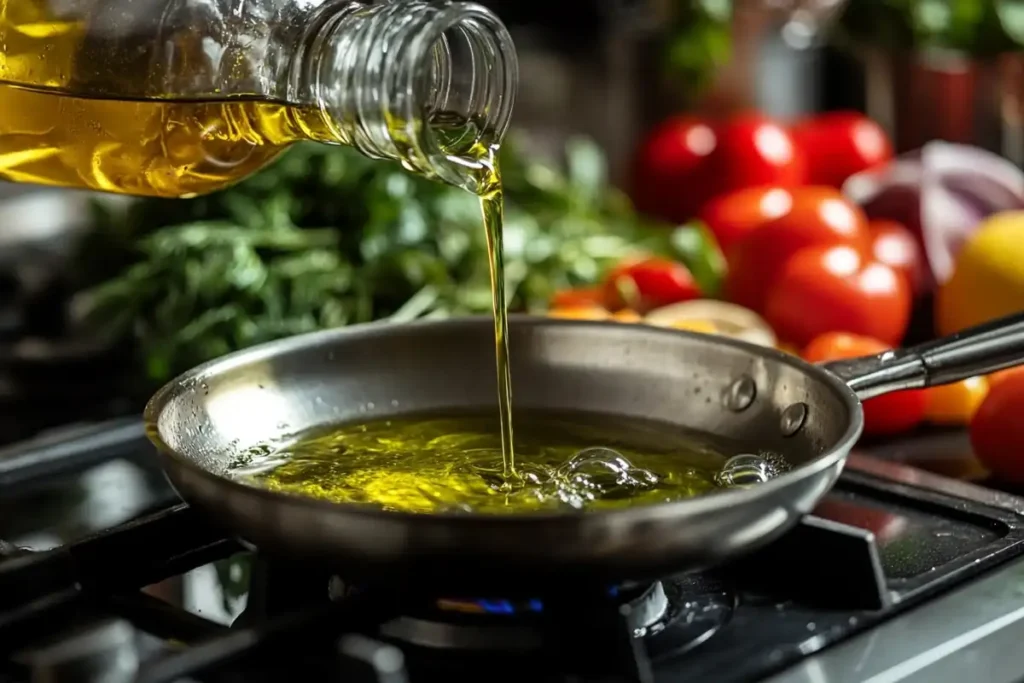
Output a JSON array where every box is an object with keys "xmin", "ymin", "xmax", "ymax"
[
  {"xmin": 469, "ymin": 587, "xmax": 619, "ymax": 615},
  {"xmin": 477, "ymin": 599, "xmax": 519, "ymax": 614}
]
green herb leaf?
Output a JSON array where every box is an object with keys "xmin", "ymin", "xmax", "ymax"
[
  {"xmin": 669, "ymin": 221, "xmax": 727, "ymax": 297},
  {"xmin": 78, "ymin": 135, "xmax": 724, "ymax": 388}
]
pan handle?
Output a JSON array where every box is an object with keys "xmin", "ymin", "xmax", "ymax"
[{"xmin": 823, "ymin": 312, "xmax": 1024, "ymax": 400}]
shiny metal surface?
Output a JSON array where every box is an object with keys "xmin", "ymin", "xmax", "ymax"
[
  {"xmin": 144, "ymin": 313, "xmax": 1024, "ymax": 590},
  {"xmin": 766, "ymin": 453, "xmax": 1024, "ymax": 683},
  {"xmin": 824, "ymin": 312, "xmax": 1024, "ymax": 400},
  {"xmin": 847, "ymin": 452, "xmax": 1024, "ymax": 517}
]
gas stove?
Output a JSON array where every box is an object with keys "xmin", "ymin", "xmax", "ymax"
[{"xmin": 2, "ymin": 422, "xmax": 1024, "ymax": 683}]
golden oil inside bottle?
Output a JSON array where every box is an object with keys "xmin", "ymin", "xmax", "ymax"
[
  {"xmin": 0, "ymin": 3, "xmax": 304, "ymax": 197},
  {"xmin": 0, "ymin": 1, "xmax": 517, "ymax": 487},
  {"xmin": 230, "ymin": 411, "xmax": 729, "ymax": 515},
  {"xmin": 0, "ymin": 89, "xmax": 326, "ymax": 197},
  {"xmin": 0, "ymin": 3, "xmax": 491, "ymax": 199}
]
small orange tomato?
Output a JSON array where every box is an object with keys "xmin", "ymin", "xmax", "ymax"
[
  {"xmin": 550, "ymin": 287, "xmax": 609, "ymax": 310},
  {"xmin": 926, "ymin": 377, "xmax": 989, "ymax": 426},
  {"xmin": 547, "ymin": 306, "xmax": 611, "ymax": 321},
  {"xmin": 803, "ymin": 331, "xmax": 928, "ymax": 436},
  {"xmin": 611, "ymin": 309, "xmax": 643, "ymax": 322}
]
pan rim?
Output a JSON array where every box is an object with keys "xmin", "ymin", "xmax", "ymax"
[{"xmin": 144, "ymin": 315, "xmax": 865, "ymax": 526}]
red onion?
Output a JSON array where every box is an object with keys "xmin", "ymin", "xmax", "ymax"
[{"xmin": 842, "ymin": 141, "xmax": 1024, "ymax": 288}]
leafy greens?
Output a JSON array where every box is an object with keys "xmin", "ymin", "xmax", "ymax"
[{"xmin": 77, "ymin": 136, "xmax": 720, "ymax": 386}]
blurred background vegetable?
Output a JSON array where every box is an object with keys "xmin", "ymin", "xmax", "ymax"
[
  {"xmin": 843, "ymin": 142, "xmax": 1024, "ymax": 288},
  {"xmin": 75, "ymin": 136, "xmax": 720, "ymax": 388},
  {"xmin": 838, "ymin": 0, "xmax": 1024, "ymax": 55},
  {"xmin": 661, "ymin": 0, "xmax": 734, "ymax": 101}
]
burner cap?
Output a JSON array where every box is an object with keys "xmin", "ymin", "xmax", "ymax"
[{"xmin": 373, "ymin": 576, "xmax": 735, "ymax": 658}]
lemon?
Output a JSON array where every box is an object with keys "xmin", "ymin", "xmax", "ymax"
[{"xmin": 936, "ymin": 212, "xmax": 1024, "ymax": 336}]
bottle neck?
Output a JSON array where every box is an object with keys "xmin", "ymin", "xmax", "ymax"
[{"xmin": 307, "ymin": 1, "xmax": 517, "ymax": 194}]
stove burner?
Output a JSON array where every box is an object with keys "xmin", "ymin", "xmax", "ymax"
[
  {"xmin": 377, "ymin": 584, "xmax": 666, "ymax": 652},
  {"xmin": 233, "ymin": 555, "xmax": 735, "ymax": 682},
  {"xmin": 324, "ymin": 572, "xmax": 735, "ymax": 659},
  {"xmin": 7, "ymin": 421, "xmax": 1024, "ymax": 683}
]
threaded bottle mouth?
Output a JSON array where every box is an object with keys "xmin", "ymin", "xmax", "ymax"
[
  {"xmin": 317, "ymin": 1, "xmax": 518, "ymax": 194},
  {"xmin": 411, "ymin": 3, "xmax": 517, "ymax": 190}
]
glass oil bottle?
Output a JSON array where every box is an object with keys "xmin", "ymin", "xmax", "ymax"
[{"xmin": 0, "ymin": 0, "xmax": 518, "ymax": 197}]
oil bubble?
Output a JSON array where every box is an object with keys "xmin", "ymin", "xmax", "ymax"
[
  {"xmin": 715, "ymin": 453, "xmax": 787, "ymax": 488},
  {"xmin": 553, "ymin": 447, "xmax": 661, "ymax": 506}
]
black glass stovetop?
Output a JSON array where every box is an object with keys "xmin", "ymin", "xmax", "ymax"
[{"xmin": 1, "ymin": 421, "xmax": 1023, "ymax": 683}]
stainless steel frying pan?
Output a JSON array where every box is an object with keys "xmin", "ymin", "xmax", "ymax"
[{"xmin": 144, "ymin": 312, "xmax": 1024, "ymax": 592}]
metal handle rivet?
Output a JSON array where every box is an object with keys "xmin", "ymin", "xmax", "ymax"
[
  {"xmin": 723, "ymin": 375, "xmax": 757, "ymax": 412},
  {"xmin": 780, "ymin": 403, "xmax": 808, "ymax": 437}
]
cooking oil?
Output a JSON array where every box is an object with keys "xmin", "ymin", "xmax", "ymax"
[
  {"xmin": 476, "ymin": 155, "xmax": 517, "ymax": 482},
  {"xmin": 0, "ymin": 1, "xmax": 298, "ymax": 197},
  {"xmin": 3, "ymin": 2, "xmax": 521, "ymax": 483},
  {"xmin": 0, "ymin": 86, "xmax": 523, "ymax": 487},
  {"xmin": 228, "ymin": 410, "xmax": 759, "ymax": 514},
  {"xmin": 0, "ymin": 0, "xmax": 517, "ymax": 198},
  {"xmin": 0, "ymin": 89, "xmax": 327, "ymax": 197},
  {"xmin": 0, "ymin": 84, "xmax": 509, "ymax": 198}
]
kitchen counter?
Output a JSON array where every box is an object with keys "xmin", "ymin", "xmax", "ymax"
[{"xmin": 769, "ymin": 550, "xmax": 1024, "ymax": 683}]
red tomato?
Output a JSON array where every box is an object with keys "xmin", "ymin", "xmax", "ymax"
[
  {"xmin": 550, "ymin": 287, "xmax": 609, "ymax": 310},
  {"xmin": 603, "ymin": 257, "xmax": 701, "ymax": 313},
  {"xmin": 702, "ymin": 114, "xmax": 806, "ymax": 199},
  {"xmin": 988, "ymin": 366, "xmax": 1024, "ymax": 392},
  {"xmin": 697, "ymin": 186, "xmax": 795, "ymax": 261},
  {"xmin": 765, "ymin": 244, "xmax": 912, "ymax": 347},
  {"xmin": 791, "ymin": 111, "xmax": 893, "ymax": 188},
  {"xmin": 630, "ymin": 116, "xmax": 717, "ymax": 223},
  {"xmin": 803, "ymin": 332, "xmax": 928, "ymax": 436},
  {"xmin": 868, "ymin": 219, "xmax": 926, "ymax": 297},
  {"xmin": 724, "ymin": 186, "xmax": 871, "ymax": 312},
  {"xmin": 971, "ymin": 369, "xmax": 1024, "ymax": 483}
]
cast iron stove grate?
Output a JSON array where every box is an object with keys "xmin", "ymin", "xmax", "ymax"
[{"xmin": 1, "ymin": 422, "xmax": 1024, "ymax": 682}]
